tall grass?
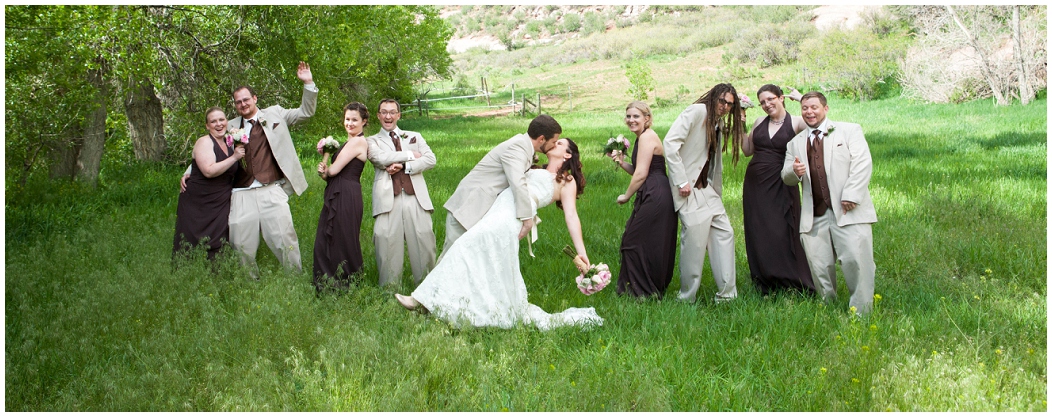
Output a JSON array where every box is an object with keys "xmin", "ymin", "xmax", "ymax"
[{"xmin": 5, "ymin": 97, "xmax": 1046, "ymax": 411}]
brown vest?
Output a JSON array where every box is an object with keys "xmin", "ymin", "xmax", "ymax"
[
  {"xmin": 806, "ymin": 130, "xmax": 832, "ymax": 216},
  {"xmin": 388, "ymin": 131, "xmax": 415, "ymax": 196},
  {"xmin": 234, "ymin": 118, "xmax": 283, "ymax": 188}
]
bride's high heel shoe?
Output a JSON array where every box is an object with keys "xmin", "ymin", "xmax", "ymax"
[{"xmin": 395, "ymin": 293, "xmax": 423, "ymax": 311}]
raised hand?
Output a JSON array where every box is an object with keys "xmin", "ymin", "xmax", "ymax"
[
  {"xmin": 793, "ymin": 157, "xmax": 806, "ymax": 177},
  {"xmin": 787, "ymin": 87, "xmax": 803, "ymax": 102},
  {"xmin": 297, "ymin": 61, "xmax": 313, "ymax": 85}
]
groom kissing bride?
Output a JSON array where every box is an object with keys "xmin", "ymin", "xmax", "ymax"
[{"xmin": 396, "ymin": 115, "xmax": 603, "ymax": 330}]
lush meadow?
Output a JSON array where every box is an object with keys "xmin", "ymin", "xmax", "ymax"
[{"xmin": 5, "ymin": 96, "xmax": 1047, "ymax": 411}]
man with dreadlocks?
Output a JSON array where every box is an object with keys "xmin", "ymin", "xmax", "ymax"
[{"xmin": 663, "ymin": 83, "xmax": 747, "ymax": 303}]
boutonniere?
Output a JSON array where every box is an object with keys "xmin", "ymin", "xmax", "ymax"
[
  {"xmin": 257, "ymin": 116, "xmax": 267, "ymax": 127},
  {"xmin": 400, "ymin": 132, "xmax": 417, "ymax": 144},
  {"xmin": 826, "ymin": 125, "xmax": 836, "ymax": 134}
]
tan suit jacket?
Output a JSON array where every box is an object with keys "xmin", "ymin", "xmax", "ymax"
[
  {"xmin": 367, "ymin": 128, "xmax": 437, "ymax": 217},
  {"xmin": 781, "ymin": 120, "xmax": 877, "ymax": 233},
  {"xmin": 444, "ymin": 133, "xmax": 535, "ymax": 230},
  {"xmin": 663, "ymin": 103, "xmax": 726, "ymax": 211},
  {"xmin": 226, "ymin": 86, "xmax": 318, "ymax": 196}
]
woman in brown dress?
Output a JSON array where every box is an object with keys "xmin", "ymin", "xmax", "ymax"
[
  {"xmin": 742, "ymin": 84, "xmax": 815, "ymax": 295},
  {"xmin": 173, "ymin": 107, "xmax": 245, "ymax": 260},
  {"xmin": 312, "ymin": 102, "xmax": 370, "ymax": 293},
  {"xmin": 609, "ymin": 101, "xmax": 678, "ymax": 298}
]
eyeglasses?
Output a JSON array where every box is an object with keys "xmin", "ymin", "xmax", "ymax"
[
  {"xmin": 379, "ymin": 110, "xmax": 400, "ymax": 116},
  {"xmin": 234, "ymin": 98, "xmax": 253, "ymax": 105},
  {"xmin": 718, "ymin": 98, "xmax": 735, "ymax": 106}
]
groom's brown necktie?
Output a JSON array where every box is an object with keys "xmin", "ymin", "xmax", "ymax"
[
  {"xmin": 806, "ymin": 129, "xmax": 831, "ymax": 215},
  {"xmin": 389, "ymin": 131, "xmax": 415, "ymax": 196}
]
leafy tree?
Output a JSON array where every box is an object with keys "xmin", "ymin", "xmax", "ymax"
[
  {"xmin": 5, "ymin": 5, "xmax": 453, "ymax": 190},
  {"xmin": 624, "ymin": 59, "xmax": 655, "ymax": 101}
]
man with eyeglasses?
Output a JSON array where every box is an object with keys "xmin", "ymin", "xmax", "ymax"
[
  {"xmin": 181, "ymin": 61, "xmax": 317, "ymax": 276},
  {"xmin": 663, "ymin": 83, "xmax": 748, "ymax": 303},
  {"xmin": 366, "ymin": 99, "xmax": 438, "ymax": 288}
]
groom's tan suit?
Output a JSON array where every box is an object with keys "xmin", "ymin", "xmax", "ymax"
[
  {"xmin": 367, "ymin": 127, "xmax": 437, "ymax": 286},
  {"xmin": 781, "ymin": 120, "xmax": 877, "ymax": 313},
  {"xmin": 663, "ymin": 103, "xmax": 737, "ymax": 302},
  {"xmin": 442, "ymin": 133, "xmax": 536, "ymax": 255},
  {"xmin": 226, "ymin": 86, "xmax": 317, "ymax": 271}
]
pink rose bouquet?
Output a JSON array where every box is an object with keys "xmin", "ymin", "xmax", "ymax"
[
  {"xmin": 226, "ymin": 128, "xmax": 250, "ymax": 168},
  {"xmin": 563, "ymin": 245, "xmax": 611, "ymax": 295}
]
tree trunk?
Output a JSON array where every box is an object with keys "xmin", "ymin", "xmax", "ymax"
[
  {"xmin": 126, "ymin": 78, "xmax": 167, "ymax": 161},
  {"xmin": 49, "ymin": 136, "xmax": 81, "ymax": 180},
  {"xmin": 75, "ymin": 64, "xmax": 108, "ymax": 184},
  {"xmin": 1013, "ymin": 6, "xmax": 1033, "ymax": 105},
  {"xmin": 946, "ymin": 5, "xmax": 1010, "ymax": 106}
]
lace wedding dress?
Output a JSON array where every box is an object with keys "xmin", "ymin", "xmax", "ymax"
[{"xmin": 412, "ymin": 169, "xmax": 603, "ymax": 330}]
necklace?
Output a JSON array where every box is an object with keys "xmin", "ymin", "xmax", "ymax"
[{"xmin": 769, "ymin": 116, "xmax": 785, "ymax": 126}]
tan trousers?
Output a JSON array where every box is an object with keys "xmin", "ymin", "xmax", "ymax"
[
  {"xmin": 438, "ymin": 212, "xmax": 468, "ymax": 264},
  {"xmin": 676, "ymin": 188, "xmax": 737, "ymax": 302},
  {"xmin": 374, "ymin": 192, "xmax": 436, "ymax": 287},
  {"xmin": 800, "ymin": 209, "xmax": 875, "ymax": 314},
  {"xmin": 229, "ymin": 183, "xmax": 302, "ymax": 272}
]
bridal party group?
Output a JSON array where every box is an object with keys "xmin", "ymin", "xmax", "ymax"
[{"xmin": 174, "ymin": 62, "xmax": 878, "ymax": 329}]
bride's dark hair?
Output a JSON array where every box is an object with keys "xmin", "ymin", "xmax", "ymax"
[{"xmin": 537, "ymin": 138, "xmax": 585, "ymax": 210}]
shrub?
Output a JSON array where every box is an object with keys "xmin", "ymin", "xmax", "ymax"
[
  {"xmin": 624, "ymin": 59, "xmax": 655, "ymax": 101},
  {"xmin": 582, "ymin": 11, "xmax": 605, "ymax": 35},
  {"xmin": 797, "ymin": 28, "xmax": 908, "ymax": 100},
  {"xmin": 562, "ymin": 12, "xmax": 582, "ymax": 33},
  {"xmin": 734, "ymin": 18, "xmax": 815, "ymax": 68}
]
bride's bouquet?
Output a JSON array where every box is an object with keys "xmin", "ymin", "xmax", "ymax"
[
  {"xmin": 317, "ymin": 136, "xmax": 340, "ymax": 165},
  {"xmin": 563, "ymin": 245, "xmax": 611, "ymax": 295},
  {"xmin": 739, "ymin": 93, "xmax": 755, "ymax": 109}
]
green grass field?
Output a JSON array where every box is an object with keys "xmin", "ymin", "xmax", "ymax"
[{"xmin": 5, "ymin": 96, "xmax": 1046, "ymax": 411}]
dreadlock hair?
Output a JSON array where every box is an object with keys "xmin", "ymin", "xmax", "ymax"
[{"xmin": 693, "ymin": 83, "xmax": 745, "ymax": 166}]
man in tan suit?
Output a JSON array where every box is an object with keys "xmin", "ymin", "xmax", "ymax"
[
  {"xmin": 181, "ymin": 62, "xmax": 316, "ymax": 274},
  {"xmin": 367, "ymin": 99, "xmax": 437, "ymax": 287},
  {"xmin": 663, "ymin": 83, "xmax": 746, "ymax": 303},
  {"xmin": 441, "ymin": 114, "xmax": 562, "ymax": 257},
  {"xmin": 782, "ymin": 91, "xmax": 877, "ymax": 314}
]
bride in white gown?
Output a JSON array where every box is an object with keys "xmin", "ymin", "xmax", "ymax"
[{"xmin": 396, "ymin": 138, "xmax": 603, "ymax": 330}]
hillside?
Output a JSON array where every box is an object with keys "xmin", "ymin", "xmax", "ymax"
[{"xmin": 435, "ymin": 5, "xmax": 875, "ymax": 115}]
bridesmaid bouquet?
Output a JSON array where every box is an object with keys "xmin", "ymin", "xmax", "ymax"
[
  {"xmin": 602, "ymin": 134, "xmax": 631, "ymax": 168},
  {"xmin": 563, "ymin": 245, "xmax": 611, "ymax": 295},
  {"xmin": 317, "ymin": 136, "xmax": 340, "ymax": 165},
  {"xmin": 226, "ymin": 128, "xmax": 250, "ymax": 168},
  {"xmin": 739, "ymin": 94, "xmax": 755, "ymax": 109}
]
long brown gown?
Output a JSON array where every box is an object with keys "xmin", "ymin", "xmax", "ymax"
[
  {"xmin": 615, "ymin": 141, "xmax": 678, "ymax": 298},
  {"xmin": 742, "ymin": 114, "xmax": 816, "ymax": 295},
  {"xmin": 173, "ymin": 135, "xmax": 237, "ymax": 260},
  {"xmin": 312, "ymin": 143, "xmax": 366, "ymax": 292}
]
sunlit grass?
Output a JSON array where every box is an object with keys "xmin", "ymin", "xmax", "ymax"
[{"xmin": 5, "ymin": 96, "xmax": 1046, "ymax": 411}]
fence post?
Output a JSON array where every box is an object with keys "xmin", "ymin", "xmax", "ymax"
[{"xmin": 484, "ymin": 77, "xmax": 491, "ymax": 107}]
